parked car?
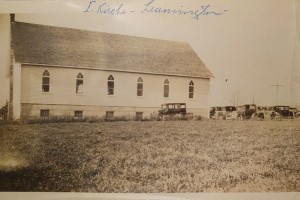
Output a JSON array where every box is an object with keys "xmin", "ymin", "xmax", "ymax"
[
  {"xmin": 271, "ymin": 106, "xmax": 294, "ymax": 119},
  {"xmin": 256, "ymin": 106, "xmax": 273, "ymax": 119},
  {"xmin": 225, "ymin": 110, "xmax": 239, "ymax": 120},
  {"xmin": 209, "ymin": 107, "xmax": 216, "ymax": 119},
  {"xmin": 289, "ymin": 107, "xmax": 300, "ymax": 118},
  {"xmin": 210, "ymin": 106, "xmax": 237, "ymax": 119},
  {"xmin": 158, "ymin": 103, "xmax": 187, "ymax": 117},
  {"xmin": 210, "ymin": 107, "xmax": 225, "ymax": 119},
  {"xmin": 236, "ymin": 104, "xmax": 257, "ymax": 119},
  {"xmin": 0, "ymin": 103, "xmax": 8, "ymax": 120}
]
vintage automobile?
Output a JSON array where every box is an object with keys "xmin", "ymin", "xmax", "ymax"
[
  {"xmin": 289, "ymin": 107, "xmax": 300, "ymax": 118},
  {"xmin": 210, "ymin": 106, "xmax": 237, "ymax": 119},
  {"xmin": 210, "ymin": 104, "xmax": 298, "ymax": 120},
  {"xmin": 271, "ymin": 106, "xmax": 294, "ymax": 119},
  {"xmin": 0, "ymin": 103, "xmax": 8, "ymax": 120},
  {"xmin": 210, "ymin": 107, "xmax": 224, "ymax": 119},
  {"xmin": 158, "ymin": 103, "xmax": 187, "ymax": 117},
  {"xmin": 225, "ymin": 110, "xmax": 239, "ymax": 120},
  {"xmin": 209, "ymin": 107, "xmax": 215, "ymax": 118},
  {"xmin": 256, "ymin": 106, "xmax": 274, "ymax": 119},
  {"xmin": 236, "ymin": 104, "xmax": 257, "ymax": 119}
]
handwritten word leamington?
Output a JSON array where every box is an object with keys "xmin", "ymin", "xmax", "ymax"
[
  {"xmin": 84, "ymin": 0, "xmax": 229, "ymax": 20},
  {"xmin": 141, "ymin": 0, "xmax": 228, "ymax": 20}
]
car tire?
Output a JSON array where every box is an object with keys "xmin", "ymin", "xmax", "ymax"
[{"xmin": 217, "ymin": 114, "xmax": 223, "ymax": 120}]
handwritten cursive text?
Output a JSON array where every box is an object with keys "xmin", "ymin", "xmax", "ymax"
[
  {"xmin": 141, "ymin": 0, "xmax": 228, "ymax": 20},
  {"xmin": 84, "ymin": 0, "xmax": 229, "ymax": 20}
]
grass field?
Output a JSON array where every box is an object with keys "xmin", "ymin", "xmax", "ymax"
[{"xmin": 0, "ymin": 120, "xmax": 299, "ymax": 192}]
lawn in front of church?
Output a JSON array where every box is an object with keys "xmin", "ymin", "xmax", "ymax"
[{"xmin": 0, "ymin": 120, "xmax": 299, "ymax": 192}]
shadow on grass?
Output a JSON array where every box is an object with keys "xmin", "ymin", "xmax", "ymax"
[{"xmin": 0, "ymin": 166, "xmax": 82, "ymax": 191}]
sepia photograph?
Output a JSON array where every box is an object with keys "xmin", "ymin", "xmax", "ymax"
[{"xmin": 0, "ymin": 0, "xmax": 300, "ymax": 197}]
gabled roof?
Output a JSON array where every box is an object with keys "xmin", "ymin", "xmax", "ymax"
[{"xmin": 11, "ymin": 22, "xmax": 213, "ymax": 78}]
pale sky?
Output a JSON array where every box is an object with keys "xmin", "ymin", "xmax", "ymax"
[{"xmin": 7, "ymin": 0, "xmax": 299, "ymax": 107}]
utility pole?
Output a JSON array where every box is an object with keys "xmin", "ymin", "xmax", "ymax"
[
  {"xmin": 271, "ymin": 81, "xmax": 284, "ymax": 105},
  {"xmin": 224, "ymin": 78, "xmax": 228, "ymax": 106}
]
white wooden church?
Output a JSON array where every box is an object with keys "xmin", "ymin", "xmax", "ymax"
[{"xmin": 0, "ymin": 14, "xmax": 213, "ymax": 120}]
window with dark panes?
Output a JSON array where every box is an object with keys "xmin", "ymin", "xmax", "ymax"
[
  {"xmin": 136, "ymin": 112, "xmax": 143, "ymax": 121},
  {"xmin": 76, "ymin": 73, "xmax": 84, "ymax": 94},
  {"xmin": 164, "ymin": 79, "xmax": 169, "ymax": 97},
  {"xmin": 106, "ymin": 111, "xmax": 114, "ymax": 119},
  {"xmin": 74, "ymin": 110, "xmax": 83, "ymax": 118},
  {"xmin": 189, "ymin": 81, "xmax": 194, "ymax": 98},
  {"xmin": 107, "ymin": 75, "xmax": 114, "ymax": 95},
  {"xmin": 137, "ymin": 77, "xmax": 143, "ymax": 96},
  {"xmin": 42, "ymin": 70, "xmax": 50, "ymax": 92},
  {"xmin": 40, "ymin": 109, "xmax": 50, "ymax": 118}
]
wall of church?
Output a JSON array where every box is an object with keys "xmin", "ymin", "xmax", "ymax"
[
  {"xmin": 20, "ymin": 65, "xmax": 210, "ymax": 119},
  {"xmin": 0, "ymin": 15, "xmax": 11, "ymax": 108}
]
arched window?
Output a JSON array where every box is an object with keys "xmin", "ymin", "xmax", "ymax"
[
  {"xmin": 42, "ymin": 70, "xmax": 50, "ymax": 92},
  {"xmin": 137, "ymin": 77, "xmax": 143, "ymax": 96},
  {"xmin": 107, "ymin": 75, "xmax": 114, "ymax": 95},
  {"xmin": 76, "ymin": 73, "xmax": 83, "ymax": 94},
  {"xmin": 189, "ymin": 81, "xmax": 194, "ymax": 98},
  {"xmin": 164, "ymin": 79, "xmax": 169, "ymax": 97}
]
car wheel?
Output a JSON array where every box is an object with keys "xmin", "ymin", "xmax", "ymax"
[
  {"xmin": 157, "ymin": 115, "xmax": 163, "ymax": 121},
  {"xmin": 217, "ymin": 114, "xmax": 223, "ymax": 120},
  {"xmin": 258, "ymin": 113, "xmax": 264, "ymax": 119}
]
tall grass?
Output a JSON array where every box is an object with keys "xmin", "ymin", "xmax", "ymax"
[
  {"xmin": 0, "ymin": 120, "xmax": 299, "ymax": 192},
  {"xmin": 0, "ymin": 114, "xmax": 206, "ymax": 125}
]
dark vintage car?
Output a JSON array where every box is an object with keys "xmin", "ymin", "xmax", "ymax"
[
  {"xmin": 271, "ymin": 106, "xmax": 294, "ymax": 119},
  {"xmin": 0, "ymin": 103, "xmax": 8, "ymax": 120},
  {"xmin": 236, "ymin": 104, "xmax": 257, "ymax": 119},
  {"xmin": 158, "ymin": 103, "xmax": 187, "ymax": 116}
]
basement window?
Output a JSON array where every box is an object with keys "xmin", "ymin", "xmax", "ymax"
[
  {"xmin": 136, "ymin": 112, "xmax": 143, "ymax": 121},
  {"xmin": 40, "ymin": 109, "xmax": 50, "ymax": 118},
  {"xmin": 74, "ymin": 111, "xmax": 83, "ymax": 118},
  {"xmin": 106, "ymin": 111, "xmax": 114, "ymax": 119}
]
